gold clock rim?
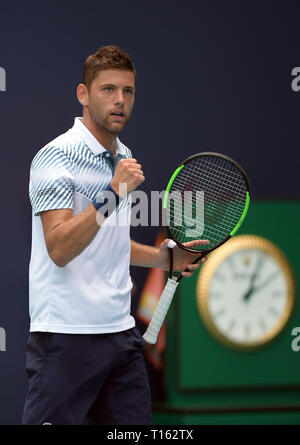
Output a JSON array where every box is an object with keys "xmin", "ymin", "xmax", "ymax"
[{"xmin": 196, "ymin": 234, "xmax": 296, "ymax": 351}]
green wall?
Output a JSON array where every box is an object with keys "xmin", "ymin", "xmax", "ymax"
[{"xmin": 152, "ymin": 199, "xmax": 300, "ymax": 424}]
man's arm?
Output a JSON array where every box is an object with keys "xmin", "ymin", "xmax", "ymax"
[
  {"xmin": 130, "ymin": 238, "xmax": 209, "ymax": 278},
  {"xmin": 130, "ymin": 239, "xmax": 160, "ymax": 268},
  {"xmin": 40, "ymin": 204, "xmax": 102, "ymax": 267},
  {"xmin": 41, "ymin": 158, "xmax": 145, "ymax": 267}
]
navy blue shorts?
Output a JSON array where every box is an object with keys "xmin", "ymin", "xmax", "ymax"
[{"xmin": 22, "ymin": 327, "xmax": 152, "ymax": 425}]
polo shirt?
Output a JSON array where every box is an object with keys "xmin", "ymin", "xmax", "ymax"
[{"xmin": 28, "ymin": 117, "xmax": 135, "ymax": 333}]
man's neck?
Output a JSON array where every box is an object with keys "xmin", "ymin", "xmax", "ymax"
[{"xmin": 82, "ymin": 115, "xmax": 117, "ymax": 152}]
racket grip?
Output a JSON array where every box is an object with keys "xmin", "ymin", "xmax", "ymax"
[{"xmin": 143, "ymin": 278, "xmax": 179, "ymax": 344}]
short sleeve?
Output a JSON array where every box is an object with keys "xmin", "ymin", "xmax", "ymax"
[{"xmin": 29, "ymin": 146, "xmax": 76, "ymax": 216}]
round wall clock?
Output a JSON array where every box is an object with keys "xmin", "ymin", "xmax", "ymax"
[{"xmin": 196, "ymin": 235, "xmax": 296, "ymax": 351}]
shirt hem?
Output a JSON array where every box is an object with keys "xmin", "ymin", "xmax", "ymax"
[{"xmin": 30, "ymin": 318, "xmax": 135, "ymax": 334}]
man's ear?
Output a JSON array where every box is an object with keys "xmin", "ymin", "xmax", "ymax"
[{"xmin": 77, "ymin": 83, "xmax": 89, "ymax": 106}]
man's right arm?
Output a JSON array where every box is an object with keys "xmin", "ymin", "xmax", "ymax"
[
  {"xmin": 40, "ymin": 157, "xmax": 145, "ymax": 267},
  {"xmin": 40, "ymin": 204, "xmax": 102, "ymax": 267}
]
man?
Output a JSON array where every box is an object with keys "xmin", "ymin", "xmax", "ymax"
[{"xmin": 23, "ymin": 45, "xmax": 207, "ymax": 425}]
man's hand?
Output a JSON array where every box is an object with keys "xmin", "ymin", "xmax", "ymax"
[
  {"xmin": 110, "ymin": 158, "xmax": 145, "ymax": 197},
  {"xmin": 157, "ymin": 239, "xmax": 210, "ymax": 277}
]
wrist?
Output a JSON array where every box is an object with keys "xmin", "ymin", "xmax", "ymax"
[
  {"xmin": 109, "ymin": 180, "xmax": 119, "ymax": 196},
  {"xmin": 111, "ymin": 180, "xmax": 129, "ymax": 199},
  {"xmin": 92, "ymin": 183, "xmax": 122, "ymax": 217},
  {"xmin": 156, "ymin": 247, "xmax": 167, "ymax": 270},
  {"xmin": 106, "ymin": 183, "xmax": 121, "ymax": 205}
]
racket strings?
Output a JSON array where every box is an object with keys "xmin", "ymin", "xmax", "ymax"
[
  {"xmin": 168, "ymin": 195, "xmax": 243, "ymax": 233},
  {"xmin": 167, "ymin": 156, "xmax": 247, "ymax": 249},
  {"xmin": 177, "ymin": 159, "xmax": 246, "ymax": 200},
  {"xmin": 169, "ymin": 176, "xmax": 245, "ymax": 222}
]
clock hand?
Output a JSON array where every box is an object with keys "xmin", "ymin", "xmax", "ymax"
[
  {"xmin": 251, "ymin": 271, "xmax": 278, "ymax": 294},
  {"xmin": 242, "ymin": 286, "xmax": 255, "ymax": 302},
  {"xmin": 242, "ymin": 254, "xmax": 266, "ymax": 302}
]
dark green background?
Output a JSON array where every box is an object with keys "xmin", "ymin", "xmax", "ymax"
[{"xmin": 153, "ymin": 199, "xmax": 300, "ymax": 424}]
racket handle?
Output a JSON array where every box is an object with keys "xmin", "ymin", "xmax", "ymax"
[{"xmin": 143, "ymin": 278, "xmax": 179, "ymax": 344}]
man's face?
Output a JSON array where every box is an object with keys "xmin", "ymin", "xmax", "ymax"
[{"xmin": 86, "ymin": 69, "xmax": 135, "ymax": 135}]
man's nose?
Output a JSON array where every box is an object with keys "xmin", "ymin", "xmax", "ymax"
[{"xmin": 114, "ymin": 89, "xmax": 125, "ymax": 106}]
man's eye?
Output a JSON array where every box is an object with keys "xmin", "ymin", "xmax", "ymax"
[
  {"xmin": 124, "ymin": 89, "xmax": 134, "ymax": 95},
  {"xmin": 103, "ymin": 87, "xmax": 113, "ymax": 92}
]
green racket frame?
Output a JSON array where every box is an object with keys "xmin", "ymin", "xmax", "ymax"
[{"xmin": 163, "ymin": 152, "xmax": 251, "ymax": 255}]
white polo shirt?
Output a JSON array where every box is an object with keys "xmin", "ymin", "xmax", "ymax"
[{"xmin": 28, "ymin": 117, "xmax": 135, "ymax": 333}]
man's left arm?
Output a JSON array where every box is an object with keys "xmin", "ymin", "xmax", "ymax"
[
  {"xmin": 130, "ymin": 238, "xmax": 208, "ymax": 278},
  {"xmin": 130, "ymin": 239, "xmax": 160, "ymax": 268}
]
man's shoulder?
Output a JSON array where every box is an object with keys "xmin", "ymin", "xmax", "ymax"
[{"xmin": 31, "ymin": 129, "xmax": 85, "ymax": 169}]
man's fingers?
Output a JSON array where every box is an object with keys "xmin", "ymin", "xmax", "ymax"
[
  {"xmin": 182, "ymin": 270, "xmax": 193, "ymax": 278},
  {"xmin": 182, "ymin": 239, "xmax": 210, "ymax": 249},
  {"xmin": 183, "ymin": 253, "xmax": 208, "ymax": 276},
  {"xmin": 192, "ymin": 254, "xmax": 207, "ymax": 263},
  {"xmin": 186, "ymin": 262, "xmax": 201, "ymax": 271},
  {"xmin": 123, "ymin": 158, "xmax": 137, "ymax": 163},
  {"xmin": 127, "ymin": 163, "xmax": 142, "ymax": 170},
  {"xmin": 182, "ymin": 259, "xmax": 206, "ymax": 277},
  {"xmin": 113, "ymin": 157, "xmax": 145, "ymax": 194},
  {"xmin": 128, "ymin": 168, "xmax": 144, "ymax": 177}
]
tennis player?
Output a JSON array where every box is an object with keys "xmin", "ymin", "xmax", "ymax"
[{"xmin": 22, "ymin": 45, "xmax": 207, "ymax": 425}]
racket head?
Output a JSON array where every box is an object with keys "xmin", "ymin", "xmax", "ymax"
[{"xmin": 163, "ymin": 152, "xmax": 251, "ymax": 254}]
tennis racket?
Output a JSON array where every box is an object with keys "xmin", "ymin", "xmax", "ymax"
[{"xmin": 143, "ymin": 152, "xmax": 251, "ymax": 344}]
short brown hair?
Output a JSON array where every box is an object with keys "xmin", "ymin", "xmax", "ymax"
[{"xmin": 82, "ymin": 45, "xmax": 136, "ymax": 90}]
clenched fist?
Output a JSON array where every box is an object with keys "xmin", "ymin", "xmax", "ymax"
[{"xmin": 110, "ymin": 158, "xmax": 145, "ymax": 197}]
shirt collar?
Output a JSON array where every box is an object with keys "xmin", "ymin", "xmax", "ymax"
[{"xmin": 71, "ymin": 117, "xmax": 126, "ymax": 156}]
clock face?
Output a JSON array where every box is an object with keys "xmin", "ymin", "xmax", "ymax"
[{"xmin": 197, "ymin": 235, "xmax": 295, "ymax": 350}]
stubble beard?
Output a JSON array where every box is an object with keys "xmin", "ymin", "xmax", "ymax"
[{"xmin": 88, "ymin": 103, "xmax": 130, "ymax": 137}]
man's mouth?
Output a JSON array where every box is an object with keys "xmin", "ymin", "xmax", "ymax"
[{"xmin": 110, "ymin": 111, "xmax": 125, "ymax": 120}]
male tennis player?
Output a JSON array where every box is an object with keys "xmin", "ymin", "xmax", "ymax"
[{"xmin": 22, "ymin": 45, "xmax": 207, "ymax": 425}]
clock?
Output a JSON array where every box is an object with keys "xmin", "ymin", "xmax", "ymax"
[{"xmin": 196, "ymin": 235, "xmax": 296, "ymax": 351}]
